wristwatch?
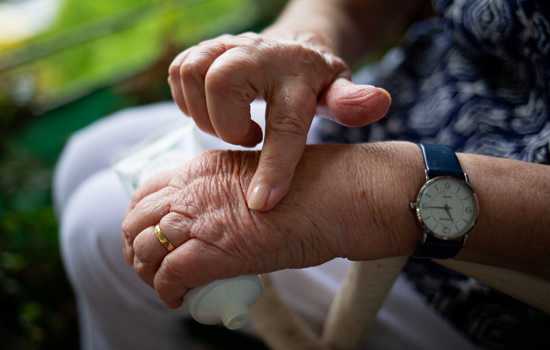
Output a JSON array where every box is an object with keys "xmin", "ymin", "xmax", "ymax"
[{"xmin": 410, "ymin": 143, "xmax": 479, "ymax": 259}]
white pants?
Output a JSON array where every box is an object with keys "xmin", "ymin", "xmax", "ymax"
[{"xmin": 54, "ymin": 101, "xmax": 476, "ymax": 350}]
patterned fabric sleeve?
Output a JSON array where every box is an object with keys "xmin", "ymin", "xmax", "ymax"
[{"xmin": 318, "ymin": 0, "xmax": 550, "ymax": 164}]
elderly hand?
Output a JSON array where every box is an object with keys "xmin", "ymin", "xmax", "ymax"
[
  {"xmin": 168, "ymin": 32, "xmax": 391, "ymax": 211},
  {"xmin": 121, "ymin": 143, "xmax": 421, "ymax": 309}
]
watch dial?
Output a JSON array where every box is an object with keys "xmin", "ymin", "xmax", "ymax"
[{"xmin": 417, "ymin": 177, "xmax": 478, "ymax": 239}]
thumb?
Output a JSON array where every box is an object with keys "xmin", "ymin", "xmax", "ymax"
[{"xmin": 319, "ymin": 78, "xmax": 392, "ymax": 127}]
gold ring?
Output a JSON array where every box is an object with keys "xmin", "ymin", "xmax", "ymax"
[{"xmin": 154, "ymin": 224, "xmax": 175, "ymax": 252}]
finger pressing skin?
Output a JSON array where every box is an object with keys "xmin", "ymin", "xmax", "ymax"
[
  {"xmin": 133, "ymin": 212, "xmax": 192, "ymax": 287},
  {"xmin": 204, "ymin": 47, "xmax": 264, "ymax": 147},
  {"xmin": 246, "ymin": 83, "xmax": 317, "ymax": 211},
  {"xmin": 122, "ymin": 187, "xmax": 175, "ymax": 263}
]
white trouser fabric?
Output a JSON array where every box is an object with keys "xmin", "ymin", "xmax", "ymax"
[{"xmin": 54, "ymin": 101, "xmax": 476, "ymax": 350}]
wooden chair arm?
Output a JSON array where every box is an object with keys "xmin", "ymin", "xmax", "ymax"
[
  {"xmin": 436, "ymin": 259, "xmax": 550, "ymax": 313},
  {"xmin": 251, "ymin": 258, "xmax": 550, "ymax": 350}
]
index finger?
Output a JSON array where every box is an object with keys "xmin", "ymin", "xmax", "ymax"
[{"xmin": 247, "ymin": 83, "xmax": 316, "ymax": 211}]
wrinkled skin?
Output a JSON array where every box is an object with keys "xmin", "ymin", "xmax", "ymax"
[
  {"xmin": 168, "ymin": 32, "xmax": 391, "ymax": 211},
  {"xmin": 121, "ymin": 144, "xmax": 418, "ymax": 309}
]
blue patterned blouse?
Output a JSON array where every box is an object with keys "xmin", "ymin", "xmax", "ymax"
[{"xmin": 318, "ymin": 0, "xmax": 549, "ymax": 348}]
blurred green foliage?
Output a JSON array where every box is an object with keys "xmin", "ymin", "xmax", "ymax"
[
  {"xmin": 0, "ymin": 142, "xmax": 76, "ymax": 349},
  {"xmin": 0, "ymin": 0, "xmax": 272, "ymax": 111},
  {"xmin": 0, "ymin": 0, "xmax": 285, "ymax": 348}
]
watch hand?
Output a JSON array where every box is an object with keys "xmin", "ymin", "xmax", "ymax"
[{"xmin": 444, "ymin": 203, "xmax": 454, "ymax": 223}]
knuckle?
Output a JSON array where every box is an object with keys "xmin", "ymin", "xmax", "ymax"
[
  {"xmin": 327, "ymin": 54, "xmax": 348, "ymax": 72},
  {"xmin": 237, "ymin": 31, "xmax": 259, "ymax": 39},
  {"xmin": 206, "ymin": 54, "xmax": 256, "ymax": 90},
  {"xmin": 300, "ymin": 46, "xmax": 322, "ymax": 64},
  {"xmin": 168, "ymin": 63, "xmax": 181, "ymax": 79},
  {"xmin": 237, "ymin": 32, "xmax": 262, "ymax": 46},
  {"xmin": 178, "ymin": 44, "xmax": 227, "ymax": 84},
  {"xmin": 133, "ymin": 258, "xmax": 149, "ymax": 278},
  {"xmin": 180, "ymin": 59, "xmax": 204, "ymax": 84},
  {"xmin": 132, "ymin": 234, "xmax": 151, "ymax": 264},
  {"xmin": 121, "ymin": 222, "xmax": 132, "ymax": 239},
  {"xmin": 270, "ymin": 112, "xmax": 310, "ymax": 136},
  {"xmin": 205, "ymin": 65, "xmax": 234, "ymax": 92},
  {"xmin": 159, "ymin": 257, "xmax": 183, "ymax": 283},
  {"xmin": 162, "ymin": 212, "xmax": 192, "ymax": 236},
  {"xmin": 198, "ymin": 34, "xmax": 233, "ymax": 47},
  {"xmin": 129, "ymin": 190, "xmax": 145, "ymax": 210}
]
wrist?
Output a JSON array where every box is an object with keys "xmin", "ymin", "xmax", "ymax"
[
  {"xmin": 259, "ymin": 1, "xmax": 349, "ymax": 57},
  {"xmin": 344, "ymin": 142, "xmax": 425, "ymax": 261},
  {"xmin": 260, "ymin": 26, "xmax": 338, "ymax": 56}
]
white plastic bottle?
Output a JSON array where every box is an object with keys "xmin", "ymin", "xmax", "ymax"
[{"xmin": 184, "ymin": 274, "xmax": 263, "ymax": 330}]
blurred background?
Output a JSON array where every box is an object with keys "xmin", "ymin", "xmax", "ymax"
[{"xmin": 0, "ymin": 0, "xmax": 285, "ymax": 348}]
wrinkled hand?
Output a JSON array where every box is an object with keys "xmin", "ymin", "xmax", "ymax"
[
  {"xmin": 168, "ymin": 32, "xmax": 391, "ymax": 211},
  {"xmin": 121, "ymin": 145, "xmax": 406, "ymax": 309}
]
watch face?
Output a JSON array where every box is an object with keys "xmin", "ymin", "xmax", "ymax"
[{"xmin": 415, "ymin": 177, "xmax": 478, "ymax": 240}]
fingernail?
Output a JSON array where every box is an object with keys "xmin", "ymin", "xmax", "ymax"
[
  {"xmin": 248, "ymin": 185, "xmax": 269, "ymax": 210},
  {"xmin": 376, "ymin": 88, "xmax": 392, "ymax": 104}
]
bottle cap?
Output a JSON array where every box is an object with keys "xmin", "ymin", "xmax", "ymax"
[{"xmin": 184, "ymin": 275, "xmax": 263, "ymax": 330}]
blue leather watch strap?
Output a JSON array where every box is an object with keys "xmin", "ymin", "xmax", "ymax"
[
  {"xmin": 412, "ymin": 143, "xmax": 466, "ymax": 259},
  {"xmin": 419, "ymin": 143, "xmax": 465, "ymax": 180},
  {"xmin": 413, "ymin": 236, "xmax": 463, "ymax": 259}
]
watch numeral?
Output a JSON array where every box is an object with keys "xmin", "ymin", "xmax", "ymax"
[
  {"xmin": 465, "ymin": 207, "xmax": 473, "ymax": 213},
  {"xmin": 442, "ymin": 226, "xmax": 450, "ymax": 234}
]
